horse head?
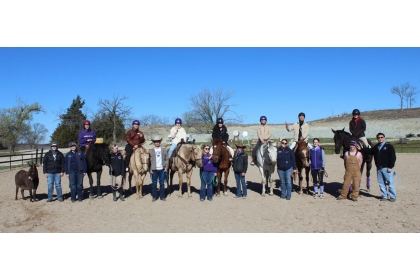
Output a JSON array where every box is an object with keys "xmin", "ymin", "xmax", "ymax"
[
  {"xmin": 192, "ymin": 145, "xmax": 203, "ymax": 168},
  {"xmin": 296, "ymin": 140, "xmax": 310, "ymax": 167},
  {"xmin": 331, "ymin": 128, "xmax": 351, "ymax": 154},
  {"xmin": 263, "ymin": 140, "xmax": 277, "ymax": 165},
  {"xmin": 211, "ymin": 139, "xmax": 223, "ymax": 163}
]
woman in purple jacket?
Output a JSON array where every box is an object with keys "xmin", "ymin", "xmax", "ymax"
[
  {"xmin": 200, "ymin": 144, "xmax": 218, "ymax": 201},
  {"xmin": 78, "ymin": 120, "xmax": 97, "ymax": 153}
]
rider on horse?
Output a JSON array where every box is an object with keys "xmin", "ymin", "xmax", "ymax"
[
  {"xmin": 251, "ymin": 115, "xmax": 271, "ymax": 166},
  {"xmin": 168, "ymin": 118, "xmax": 187, "ymax": 160},
  {"xmin": 285, "ymin": 112, "xmax": 313, "ymax": 151},
  {"xmin": 124, "ymin": 120, "xmax": 145, "ymax": 171},
  {"xmin": 78, "ymin": 120, "xmax": 97, "ymax": 153},
  {"xmin": 349, "ymin": 109, "xmax": 369, "ymax": 148},
  {"xmin": 211, "ymin": 117, "xmax": 234, "ymax": 159}
]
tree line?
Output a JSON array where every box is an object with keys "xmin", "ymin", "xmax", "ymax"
[{"xmin": 0, "ymin": 89, "xmax": 241, "ymax": 152}]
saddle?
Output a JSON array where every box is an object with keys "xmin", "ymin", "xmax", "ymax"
[{"xmin": 169, "ymin": 139, "xmax": 187, "ymax": 169}]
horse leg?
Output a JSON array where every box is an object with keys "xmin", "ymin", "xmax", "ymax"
[
  {"xmin": 260, "ymin": 167, "xmax": 266, "ymax": 197},
  {"xmin": 186, "ymin": 170, "xmax": 192, "ymax": 197},
  {"xmin": 128, "ymin": 173, "xmax": 133, "ymax": 195},
  {"xmin": 97, "ymin": 171, "xmax": 103, "ymax": 198},
  {"xmin": 168, "ymin": 169, "xmax": 174, "ymax": 196},
  {"xmin": 216, "ymin": 172, "xmax": 221, "ymax": 197},
  {"xmin": 177, "ymin": 171, "xmax": 183, "ymax": 197},
  {"xmin": 21, "ymin": 189, "xmax": 25, "ymax": 200},
  {"xmin": 223, "ymin": 170, "xmax": 229, "ymax": 196},
  {"xmin": 139, "ymin": 173, "xmax": 146, "ymax": 199},
  {"xmin": 88, "ymin": 173, "xmax": 95, "ymax": 199},
  {"xmin": 268, "ymin": 171, "xmax": 274, "ymax": 196},
  {"xmin": 366, "ymin": 161, "xmax": 372, "ymax": 191},
  {"xmin": 305, "ymin": 168, "xmax": 310, "ymax": 195},
  {"xmin": 29, "ymin": 189, "xmax": 33, "ymax": 202}
]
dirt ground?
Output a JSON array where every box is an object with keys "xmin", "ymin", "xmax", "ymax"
[{"xmin": 1, "ymin": 153, "xmax": 419, "ymax": 233}]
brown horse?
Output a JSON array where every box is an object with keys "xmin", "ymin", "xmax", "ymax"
[
  {"xmin": 211, "ymin": 139, "xmax": 232, "ymax": 197},
  {"xmin": 127, "ymin": 147, "xmax": 150, "ymax": 199},
  {"xmin": 168, "ymin": 144, "xmax": 203, "ymax": 197},
  {"xmin": 294, "ymin": 140, "xmax": 310, "ymax": 195}
]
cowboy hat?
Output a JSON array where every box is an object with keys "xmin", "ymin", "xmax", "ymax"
[
  {"xmin": 235, "ymin": 142, "xmax": 246, "ymax": 148},
  {"xmin": 151, "ymin": 135, "xmax": 163, "ymax": 142}
]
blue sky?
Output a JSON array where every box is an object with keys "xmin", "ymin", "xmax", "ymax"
[{"xmin": 1, "ymin": 47, "xmax": 419, "ymax": 140}]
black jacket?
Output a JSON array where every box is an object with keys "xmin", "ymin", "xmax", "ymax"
[
  {"xmin": 109, "ymin": 151, "xmax": 126, "ymax": 177},
  {"xmin": 349, "ymin": 118, "xmax": 366, "ymax": 138},
  {"xmin": 212, "ymin": 125, "xmax": 229, "ymax": 142},
  {"xmin": 362, "ymin": 142, "xmax": 396, "ymax": 169},
  {"xmin": 232, "ymin": 150, "xmax": 248, "ymax": 173},
  {"xmin": 43, "ymin": 149, "xmax": 65, "ymax": 174}
]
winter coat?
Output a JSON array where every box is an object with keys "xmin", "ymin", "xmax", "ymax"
[
  {"xmin": 212, "ymin": 124, "xmax": 229, "ymax": 142},
  {"xmin": 232, "ymin": 150, "xmax": 248, "ymax": 173},
  {"xmin": 43, "ymin": 149, "xmax": 65, "ymax": 174},
  {"xmin": 276, "ymin": 146, "xmax": 297, "ymax": 171},
  {"xmin": 78, "ymin": 129, "xmax": 97, "ymax": 147},
  {"xmin": 109, "ymin": 151, "xmax": 126, "ymax": 177}
]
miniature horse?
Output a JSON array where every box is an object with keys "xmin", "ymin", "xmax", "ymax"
[{"xmin": 331, "ymin": 128, "xmax": 373, "ymax": 190}]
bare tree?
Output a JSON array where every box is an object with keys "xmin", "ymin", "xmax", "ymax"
[
  {"xmin": 138, "ymin": 114, "xmax": 169, "ymax": 126},
  {"xmin": 188, "ymin": 88, "xmax": 244, "ymax": 124},
  {"xmin": 405, "ymin": 85, "xmax": 418, "ymax": 108},
  {"xmin": 21, "ymin": 123, "xmax": 48, "ymax": 149},
  {"xmin": 391, "ymin": 83, "xmax": 410, "ymax": 110},
  {"xmin": 0, "ymin": 98, "xmax": 44, "ymax": 152},
  {"xmin": 97, "ymin": 94, "xmax": 132, "ymax": 143}
]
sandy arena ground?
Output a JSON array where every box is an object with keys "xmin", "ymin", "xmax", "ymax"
[{"xmin": 1, "ymin": 153, "xmax": 419, "ymax": 233}]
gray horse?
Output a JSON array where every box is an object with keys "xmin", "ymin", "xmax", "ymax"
[{"xmin": 256, "ymin": 140, "xmax": 277, "ymax": 196}]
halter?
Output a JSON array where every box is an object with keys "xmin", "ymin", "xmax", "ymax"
[{"xmin": 175, "ymin": 145, "xmax": 201, "ymax": 168}]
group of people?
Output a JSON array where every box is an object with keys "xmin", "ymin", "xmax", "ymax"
[{"xmin": 42, "ymin": 109, "xmax": 397, "ymax": 204}]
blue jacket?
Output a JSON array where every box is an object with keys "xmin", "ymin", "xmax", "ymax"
[
  {"xmin": 64, "ymin": 150, "xmax": 87, "ymax": 174},
  {"xmin": 276, "ymin": 146, "xmax": 296, "ymax": 171},
  {"xmin": 309, "ymin": 147, "xmax": 325, "ymax": 170}
]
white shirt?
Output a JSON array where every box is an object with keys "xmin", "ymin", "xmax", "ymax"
[{"xmin": 154, "ymin": 147, "xmax": 163, "ymax": 170}]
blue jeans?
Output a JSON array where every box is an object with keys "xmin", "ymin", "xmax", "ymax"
[
  {"xmin": 278, "ymin": 167, "xmax": 293, "ymax": 199},
  {"xmin": 200, "ymin": 171, "xmax": 214, "ymax": 200},
  {"xmin": 151, "ymin": 169, "xmax": 166, "ymax": 199},
  {"xmin": 234, "ymin": 172, "xmax": 247, "ymax": 197},
  {"xmin": 377, "ymin": 167, "xmax": 396, "ymax": 199},
  {"xmin": 168, "ymin": 143, "xmax": 177, "ymax": 158},
  {"xmin": 69, "ymin": 170, "xmax": 84, "ymax": 201},
  {"xmin": 47, "ymin": 173, "xmax": 63, "ymax": 200}
]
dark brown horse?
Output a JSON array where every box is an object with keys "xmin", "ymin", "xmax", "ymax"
[
  {"xmin": 294, "ymin": 140, "xmax": 310, "ymax": 195},
  {"xmin": 211, "ymin": 139, "xmax": 232, "ymax": 196},
  {"xmin": 331, "ymin": 128, "xmax": 373, "ymax": 190}
]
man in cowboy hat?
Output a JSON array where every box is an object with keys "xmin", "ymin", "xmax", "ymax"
[
  {"xmin": 232, "ymin": 142, "xmax": 248, "ymax": 198},
  {"xmin": 149, "ymin": 135, "xmax": 169, "ymax": 202}
]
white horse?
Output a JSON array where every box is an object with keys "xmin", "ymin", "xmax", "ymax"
[{"xmin": 256, "ymin": 140, "xmax": 277, "ymax": 196}]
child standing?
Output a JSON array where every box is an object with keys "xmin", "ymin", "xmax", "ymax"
[
  {"xmin": 232, "ymin": 142, "xmax": 248, "ymax": 199},
  {"xmin": 309, "ymin": 138, "xmax": 326, "ymax": 199},
  {"xmin": 109, "ymin": 144, "xmax": 126, "ymax": 201},
  {"xmin": 200, "ymin": 144, "xmax": 218, "ymax": 201}
]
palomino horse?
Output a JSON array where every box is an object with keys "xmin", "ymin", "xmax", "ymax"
[
  {"xmin": 331, "ymin": 128, "xmax": 373, "ymax": 190},
  {"xmin": 85, "ymin": 143, "xmax": 110, "ymax": 199},
  {"xmin": 168, "ymin": 144, "xmax": 203, "ymax": 197},
  {"xmin": 211, "ymin": 139, "xmax": 232, "ymax": 197},
  {"xmin": 255, "ymin": 140, "xmax": 277, "ymax": 196},
  {"xmin": 294, "ymin": 140, "xmax": 310, "ymax": 195},
  {"xmin": 127, "ymin": 147, "xmax": 150, "ymax": 199}
]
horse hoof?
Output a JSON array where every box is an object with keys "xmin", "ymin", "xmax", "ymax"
[
  {"xmin": 89, "ymin": 195, "xmax": 94, "ymax": 200},
  {"xmin": 98, "ymin": 195, "xmax": 103, "ymax": 199},
  {"xmin": 269, "ymin": 193, "xmax": 273, "ymax": 196},
  {"xmin": 262, "ymin": 193, "xmax": 265, "ymax": 197},
  {"xmin": 223, "ymin": 193, "xmax": 228, "ymax": 196},
  {"xmin": 216, "ymin": 194, "xmax": 220, "ymax": 197}
]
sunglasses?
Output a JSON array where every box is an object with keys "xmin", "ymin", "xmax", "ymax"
[
  {"xmin": 281, "ymin": 142, "xmax": 287, "ymax": 144},
  {"xmin": 377, "ymin": 136, "xmax": 384, "ymax": 139},
  {"xmin": 204, "ymin": 147, "xmax": 210, "ymax": 150}
]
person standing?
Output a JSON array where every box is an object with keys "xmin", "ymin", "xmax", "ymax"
[
  {"xmin": 168, "ymin": 118, "xmax": 187, "ymax": 159},
  {"xmin": 251, "ymin": 116, "xmax": 272, "ymax": 166},
  {"xmin": 285, "ymin": 112, "xmax": 312, "ymax": 150},
  {"xmin": 43, "ymin": 141, "xmax": 65, "ymax": 202},
  {"xmin": 337, "ymin": 140, "xmax": 363, "ymax": 202},
  {"xmin": 277, "ymin": 138, "xmax": 297, "ymax": 200},
  {"xmin": 125, "ymin": 120, "xmax": 145, "ymax": 171},
  {"xmin": 361, "ymin": 133, "xmax": 397, "ymax": 202},
  {"xmin": 309, "ymin": 138, "xmax": 326, "ymax": 199},
  {"xmin": 149, "ymin": 135, "xmax": 169, "ymax": 202},
  {"xmin": 109, "ymin": 144, "xmax": 126, "ymax": 201},
  {"xmin": 232, "ymin": 142, "xmax": 248, "ymax": 199},
  {"xmin": 200, "ymin": 144, "xmax": 217, "ymax": 201},
  {"xmin": 211, "ymin": 117, "xmax": 234, "ymax": 158},
  {"xmin": 64, "ymin": 142, "xmax": 87, "ymax": 202},
  {"xmin": 349, "ymin": 109, "xmax": 369, "ymax": 148},
  {"xmin": 78, "ymin": 120, "xmax": 97, "ymax": 153}
]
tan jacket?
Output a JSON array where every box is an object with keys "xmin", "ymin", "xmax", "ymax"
[
  {"xmin": 149, "ymin": 147, "xmax": 169, "ymax": 170},
  {"xmin": 169, "ymin": 126, "xmax": 187, "ymax": 144},
  {"xmin": 257, "ymin": 124, "xmax": 272, "ymax": 142},
  {"xmin": 286, "ymin": 122, "xmax": 309, "ymax": 142}
]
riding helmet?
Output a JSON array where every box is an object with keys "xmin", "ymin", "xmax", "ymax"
[
  {"xmin": 216, "ymin": 117, "xmax": 224, "ymax": 124},
  {"xmin": 132, "ymin": 120, "xmax": 140, "ymax": 125},
  {"xmin": 352, "ymin": 109, "xmax": 360, "ymax": 116},
  {"xmin": 298, "ymin": 112, "xmax": 305, "ymax": 118},
  {"xmin": 83, "ymin": 120, "xmax": 91, "ymax": 125},
  {"xmin": 260, "ymin": 116, "xmax": 267, "ymax": 121},
  {"xmin": 175, "ymin": 118, "xmax": 182, "ymax": 125}
]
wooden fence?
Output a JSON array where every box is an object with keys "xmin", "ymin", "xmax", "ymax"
[{"xmin": 0, "ymin": 149, "xmax": 44, "ymax": 171}]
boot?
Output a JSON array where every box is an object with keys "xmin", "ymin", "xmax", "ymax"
[
  {"xmin": 119, "ymin": 188, "xmax": 125, "ymax": 201},
  {"xmin": 113, "ymin": 191, "xmax": 117, "ymax": 201}
]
